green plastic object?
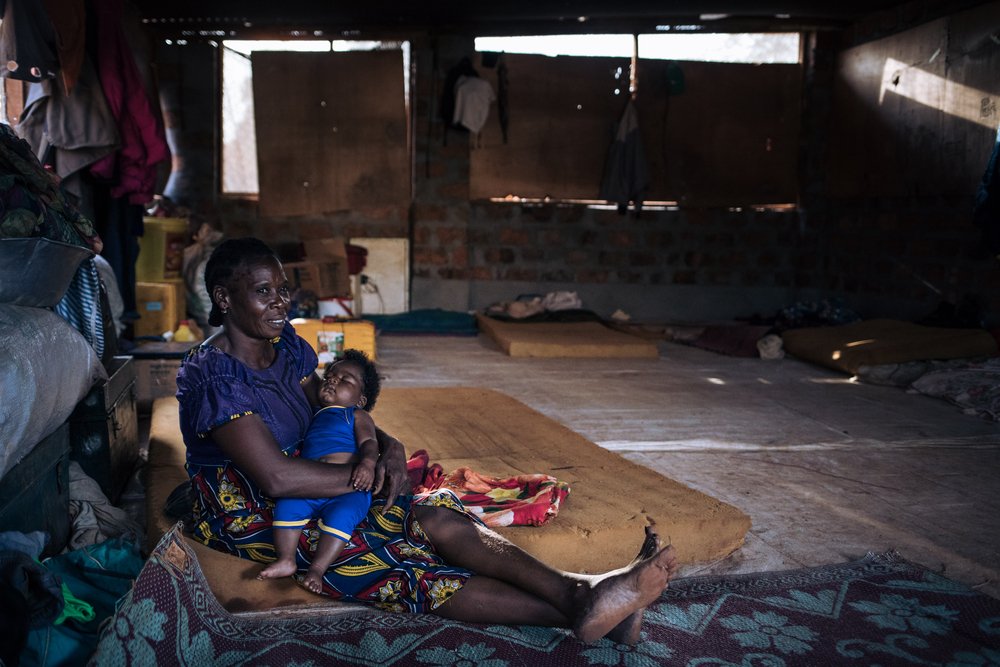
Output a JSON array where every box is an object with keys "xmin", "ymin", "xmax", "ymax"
[{"xmin": 54, "ymin": 582, "xmax": 95, "ymax": 625}]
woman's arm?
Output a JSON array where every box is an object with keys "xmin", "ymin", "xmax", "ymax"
[{"xmin": 211, "ymin": 413, "xmax": 356, "ymax": 498}]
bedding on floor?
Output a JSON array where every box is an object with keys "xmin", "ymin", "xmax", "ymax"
[
  {"xmin": 145, "ymin": 388, "xmax": 751, "ymax": 613},
  {"xmin": 908, "ymin": 358, "xmax": 1000, "ymax": 421},
  {"xmin": 475, "ymin": 313, "xmax": 660, "ymax": 358},
  {"xmin": 781, "ymin": 318, "xmax": 998, "ymax": 375},
  {"xmin": 364, "ymin": 308, "xmax": 478, "ymax": 336}
]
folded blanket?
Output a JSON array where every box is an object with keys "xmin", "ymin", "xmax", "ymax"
[{"xmin": 406, "ymin": 450, "xmax": 570, "ymax": 527}]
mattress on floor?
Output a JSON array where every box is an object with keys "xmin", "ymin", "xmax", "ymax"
[
  {"xmin": 476, "ymin": 314, "xmax": 660, "ymax": 358},
  {"xmin": 781, "ymin": 318, "xmax": 998, "ymax": 375},
  {"xmin": 147, "ymin": 388, "xmax": 750, "ymax": 612}
]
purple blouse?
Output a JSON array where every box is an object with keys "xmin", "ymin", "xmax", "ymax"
[{"xmin": 176, "ymin": 321, "xmax": 318, "ymax": 468}]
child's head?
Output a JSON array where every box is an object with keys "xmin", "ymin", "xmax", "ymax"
[{"xmin": 319, "ymin": 349, "xmax": 381, "ymax": 411}]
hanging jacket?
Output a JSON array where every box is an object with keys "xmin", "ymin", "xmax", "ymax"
[
  {"xmin": 600, "ymin": 100, "xmax": 650, "ymax": 214},
  {"xmin": 89, "ymin": 0, "xmax": 169, "ymax": 205}
]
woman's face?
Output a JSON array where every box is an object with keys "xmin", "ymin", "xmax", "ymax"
[{"xmin": 220, "ymin": 257, "xmax": 291, "ymax": 339}]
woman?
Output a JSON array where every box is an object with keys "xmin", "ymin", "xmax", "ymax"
[{"xmin": 176, "ymin": 237, "xmax": 678, "ymax": 644}]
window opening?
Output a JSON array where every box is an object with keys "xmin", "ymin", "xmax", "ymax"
[{"xmin": 475, "ymin": 33, "xmax": 800, "ymax": 64}]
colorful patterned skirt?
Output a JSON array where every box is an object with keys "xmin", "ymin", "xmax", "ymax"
[{"xmin": 189, "ymin": 464, "xmax": 480, "ymax": 613}]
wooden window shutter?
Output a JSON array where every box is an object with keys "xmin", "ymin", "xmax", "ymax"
[{"xmin": 253, "ymin": 50, "xmax": 408, "ymax": 216}]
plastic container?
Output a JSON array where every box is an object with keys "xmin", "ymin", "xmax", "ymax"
[
  {"xmin": 137, "ymin": 217, "xmax": 189, "ymax": 282},
  {"xmin": 173, "ymin": 320, "xmax": 197, "ymax": 342},
  {"xmin": 316, "ymin": 330, "xmax": 345, "ymax": 365},
  {"xmin": 318, "ymin": 297, "xmax": 355, "ymax": 318}
]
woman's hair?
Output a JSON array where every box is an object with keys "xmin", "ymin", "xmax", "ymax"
[
  {"xmin": 204, "ymin": 237, "xmax": 279, "ymax": 327},
  {"xmin": 330, "ymin": 349, "xmax": 382, "ymax": 411}
]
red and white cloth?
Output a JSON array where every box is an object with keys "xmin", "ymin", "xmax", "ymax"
[{"xmin": 406, "ymin": 449, "xmax": 570, "ymax": 528}]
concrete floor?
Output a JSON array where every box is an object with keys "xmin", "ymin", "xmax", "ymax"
[{"xmin": 375, "ymin": 332, "xmax": 1000, "ymax": 599}]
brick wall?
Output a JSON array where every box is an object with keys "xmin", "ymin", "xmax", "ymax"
[{"xmin": 410, "ymin": 201, "xmax": 800, "ymax": 289}]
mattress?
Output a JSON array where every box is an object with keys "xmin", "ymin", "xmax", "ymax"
[
  {"xmin": 146, "ymin": 388, "xmax": 751, "ymax": 612},
  {"xmin": 476, "ymin": 314, "xmax": 660, "ymax": 358},
  {"xmin": 781, "ymin": 319, "xmax": 998, "ymax": 375}
]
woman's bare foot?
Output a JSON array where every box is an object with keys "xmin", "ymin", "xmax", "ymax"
[
  {"xmin": 301, "ymin": 569, "xmax": 325, "ymax": 594},
  {"xmin": 573, "ymin": 536, "xmax": 679, "ymax": 643},
  {"xmin": 605, "ymin": 527, "xmax": 662, "ymax": 645},
  {"xmin": 257, "ymin": 559, "xmax": 297, "ymax": 580}
]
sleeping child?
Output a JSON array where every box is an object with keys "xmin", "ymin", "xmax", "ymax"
[{"xmin": 257, "ymin": 349, "xmax": 381, "ymax": 593}]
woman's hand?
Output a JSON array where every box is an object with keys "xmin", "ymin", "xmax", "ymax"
[{"xmin": 373, "ymin": 428, "xmax": 409, "ymax": 513}]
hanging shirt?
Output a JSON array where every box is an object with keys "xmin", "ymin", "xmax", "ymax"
[{"xmin": 452, "ymin": 75, "xmax": 496, "ymax": 134}]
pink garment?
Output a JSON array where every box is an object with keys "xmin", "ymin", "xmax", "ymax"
[{"xmin": 89, "ymin": 0, "xmax": 169, "ymax": 205}]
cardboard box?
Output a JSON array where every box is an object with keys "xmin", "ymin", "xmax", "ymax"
[
  {"xmin": 291, "ymin": 318, "xmax": 376, "ymax": 364},
  {"xmin": 135, "ymin": 281, "xmax": 180, "ymax": 337},
  {"xmin": 284, "ymin": 260, "xmax": 350, "ymax": 298},
  {"xmin": 285, "ymin": 237, "xmax": 351, "ymax": 298},
  {"xmin": 134, "ymin": 358, "xmax": 182, "ymax": 406},
  {"xmin": 132, "ymin": 340, "xmax": 195, "ymax": 407}
]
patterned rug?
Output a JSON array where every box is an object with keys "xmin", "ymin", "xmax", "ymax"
[{"xmin": 90, "ymin": 526, "xmax": 1000, "ymax": 666}]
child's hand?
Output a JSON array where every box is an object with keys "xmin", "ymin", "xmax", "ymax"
[{"xmin": 351, "ymin": 459, "xmax": 377, "ymax": 491}]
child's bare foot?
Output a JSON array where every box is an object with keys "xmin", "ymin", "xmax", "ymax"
[
  {"xmin": 605, "ymin": 527, "xmax": 662, "ymax": 645},
  {"xmin": 573, "ymin": 537, "xmax": 679, "ymax": 643},
  {"xmin": 301, "ymin": 570, "xmax": 325, "ymax": 594},
  {"xmin": 257, "ymin": 559, "xmax": 297, "ymax": 580}
]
